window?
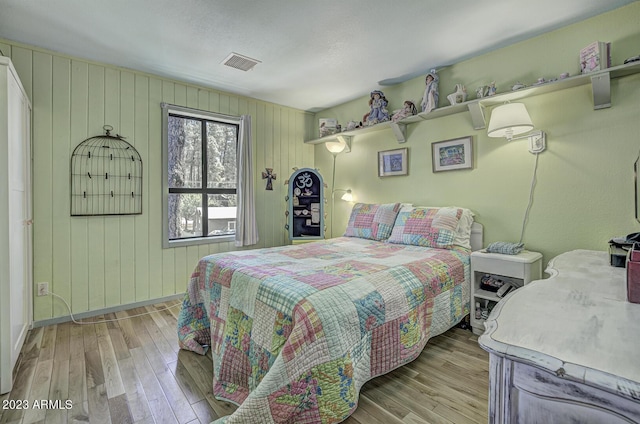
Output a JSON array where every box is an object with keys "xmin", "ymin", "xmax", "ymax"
[{"xmin": 162, "ymin": 104, "xmax": 240, "ymax": 247}]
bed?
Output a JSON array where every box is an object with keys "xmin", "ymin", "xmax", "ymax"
[{"xmin": 177, "ymin": 203, "xmax": 482, "ymax": 423}]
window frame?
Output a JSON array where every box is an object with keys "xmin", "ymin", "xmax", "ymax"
[{"xmin": 161, "ymin": 103, "xmax": 240, "ymax": 248}]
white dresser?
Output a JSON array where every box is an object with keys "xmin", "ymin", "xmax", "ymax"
[{"xmin": 478, "ymin": 250, "xmax": 640, "ymax": 423}]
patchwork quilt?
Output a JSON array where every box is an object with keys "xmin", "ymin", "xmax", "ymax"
[{"xmin": 177, "ymin": 237, "xmax": 470, "ymax": 423}]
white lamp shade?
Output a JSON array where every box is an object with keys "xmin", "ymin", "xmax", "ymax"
[
  {"xmin": 341, "ymin": 190, "xmax": 353, "ymax": 201},
  {"xmin": 325, "ymin": 139, "xmax": 346, "ymax": 154},
  {"xmin": 487, "ymin": 103, "xmax": 534, "ymax": 139}
]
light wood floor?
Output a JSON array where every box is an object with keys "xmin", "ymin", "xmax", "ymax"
[{"xmin": 0, "ymin": 301, "xmax": 489, "ymax": 424}]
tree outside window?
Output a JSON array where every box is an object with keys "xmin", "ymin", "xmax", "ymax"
[{"xmin": 163, "ymin": 105, "xmax": 239, "ymax": 246}]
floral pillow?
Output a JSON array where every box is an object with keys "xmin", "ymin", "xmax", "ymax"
[
  {"xmin": 343, "ymin": 203, "xmax": 402, "ymax": 241},
  {"xmin": 387, "ymin": 206, "xmax": 464, "ymax": 249}
]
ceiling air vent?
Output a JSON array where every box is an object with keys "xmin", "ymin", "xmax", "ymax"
[{"xmin": 222, "ymin": 52, "xmax": 261, "ymax": 72}]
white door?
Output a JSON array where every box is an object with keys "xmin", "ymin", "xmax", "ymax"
[{"xmin": 0, "ymin": 61, "xmax": 32, "ymax": 395}]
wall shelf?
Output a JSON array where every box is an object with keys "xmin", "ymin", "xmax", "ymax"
[
  {"xmin": 303, "ymin": 120, "xmax": 392, "ymax": 146},
  {"xmin": 304, "ymin": 61, "xmax": 640, "ymax": 145}
]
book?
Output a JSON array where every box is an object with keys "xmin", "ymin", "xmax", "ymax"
[{"xmin": 580, "ymin": 41, "xmax": 611, "ymax": 74}]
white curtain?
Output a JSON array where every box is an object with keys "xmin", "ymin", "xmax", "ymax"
[{"xmin": 235, "ymin": 115, "xmax": 259, "ymax": 246}]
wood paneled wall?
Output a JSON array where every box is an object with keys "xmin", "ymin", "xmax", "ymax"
[{"xmin": 0, "ymin": 40, "xmax": 315, "ymax": 322}]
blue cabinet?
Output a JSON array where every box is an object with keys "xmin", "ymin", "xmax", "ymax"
[{"xmin": 288, "ymin": 168, "xmax": 324, "ymax": 240}]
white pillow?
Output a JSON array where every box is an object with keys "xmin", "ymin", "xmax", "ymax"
[{"xmin": 453, "ymin": 207, "xmax": 475, "ymax": 249}]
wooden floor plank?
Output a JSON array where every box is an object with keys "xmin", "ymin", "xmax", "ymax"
[
  {"xmin": 96, "ymin": 323, "xmax": 124, "ymax": 399},
  {"xmin": 69, "ymin": 322, "xmax": 85, "ymax": 361},
  {"xmin": 68, "ymin": 356, "xmax": 90, "ymax": 424},
  {"xmin": 53, "ymin": 321, "xmax": 71, "ymax": 362},
  {"xmin": 369, "ymin": 372, "xmax": 454, "ymax": 423},
  {"xmin": 166, "ymin": 359, "xmax": 205, "ymax": 404},
  {"xmin": 116, "ymin": 356, "xmax": 153, "ymax": 423},
  {"xmin": 95, "ymin": 322, "xmax": 126, "ymax": 399},
  {"xmin": 114, "ymin": 311, "xmax": 142, "ymax": 350},
  {"xmin": 140, "ymin": 312, "xmax": 178, "ymax": 365},
  {"xmin": 403, "ymin": 410, "xmax": 454, "ymax": 424},
  {"xmin": 20, "ymin": 326, "xmax": 44, "ymax": 362},
  {"xmin": 108, "ymin": 325, "xmax": 131, "ymax": 361},
  {"xmin": 108, "ymin": 393, "xmax": 134, "ymax": 424},
  {"xmin": 178, "ymin": 351, "xmax": 237, "ymax": 419},
  {"xmin": 45, "ymin": 357, "xmax": 70, "ymax": 424},
  {"xmin": 5, "ymin": 301, "xmax": 489, "ymax": 424},
  {"xmin": 145, "ymin": 305, "xmax": 181, "ymax": 354},
  {"xmin": 22, "ymin": 359, "xmax": 53, "ymax": 424},
  {"xmin": 87, "ymin": 383, "xmax": 111, "ymax": 424},
  {"xmin": 82, "ymin": 321, "xmax": 98, "ymax": 352},
  {"xmin": 1, "ymin": 357, "xmax": 37, "ymax": 423},
  {"xmin": 190, "ymin": 398, "xmax": 219, "ymax": 423},
  {"xmin": 38, "ymin": 324, "xmax": 57, "ymax": 362},
  {"xmin": 412, "ymin": 359, "xmax": 489, "ymax": 402},
  {"xmin": 345, "ymin": 394, "xmax": 404, "ymax": 424},
  {"xmin": 156, "ymin": 370, "xmax": 198, "ymax": 424},
  {"xmin": 85, "ymin": 348, "xmax": 105, "ymax": 389},
  {"xmin": 130, "ymin": 348, "xmax": 178, "ymax": 424},
  {"xmin": 129, "ymin": 314, "xmax": 170, "ymax": 374}
]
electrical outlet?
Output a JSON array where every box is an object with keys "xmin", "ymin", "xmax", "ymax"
[{"xmin": 37, "ymin": 282, "xmax": 49, "ymax": 296}]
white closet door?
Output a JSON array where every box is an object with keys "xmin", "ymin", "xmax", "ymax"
[{"xmin": 0, "ymin": 59, "xmax": 32, "ymax": 395}]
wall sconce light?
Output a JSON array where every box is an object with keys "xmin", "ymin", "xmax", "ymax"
[
  {"xmin": 325, "ymin": 139, "xmax": 347, "ymax": 155},
  {"xmin": 334, "ymin": 188, "xmax": 353, "ymax": 202},
  {"xmin": 330, "ymin": 189, "xmax": 353, "ymax": 237},
  {"xmin": 487, "ymin": 103, "xmax": 546, "ymax": 154}
]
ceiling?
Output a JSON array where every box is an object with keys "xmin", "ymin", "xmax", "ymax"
[{"xmin": 0, "ymin": 0, "xmax": 634, "ymax": 112}]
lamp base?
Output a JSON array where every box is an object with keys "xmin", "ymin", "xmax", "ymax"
[
  {"xmin": 527, "ymin": 131, "xmax": 546, "ymax": 154},
  {"xmin": 511, "ymin": 130, "xmax": 546, "ymax": 154}
]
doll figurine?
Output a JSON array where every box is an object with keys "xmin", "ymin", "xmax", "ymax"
[
  {"xmin": 366, "ymin": 90, "xmax": 389, "ymax": 125},
  {"xmin": 487, "ymin": 81, "xmax": 496, "ymax": 96},
  {"xmin": 420, "ymin": 70, "xmax": 439, "ymax": 113},
  {"xmin": 391, "ymin": 100, "xmax": 417, "ymax": 122}
]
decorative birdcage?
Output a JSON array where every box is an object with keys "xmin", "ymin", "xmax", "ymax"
[{"xmin": 70, "ymin": 125, "xmax": 142, "ymax": 216}]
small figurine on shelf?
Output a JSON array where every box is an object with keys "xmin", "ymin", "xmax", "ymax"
[
  {"xmin": 487, "ymin": 81, "xmax": 497, "ymax": 96},
  {"xmin": 476, "ymin": 82, "xmax": 496, "ymax": 98},
  {"xmin": 346, "ymin": 120, "xmax": 358, "ymax": 131},
  {"xmin": 420, "ymin": 69, "xmax": 439, "ymax": 113},
  {"xmin": 366, "ymin": 90, "xmax": 389, "ymax": 125},
  {"xmin": 391, "ymin": 100, "xmax": 417, "ymax": 122},
  {"xmin": 446, "ymin": 84, "xmax": 467, "ymax": 105}
]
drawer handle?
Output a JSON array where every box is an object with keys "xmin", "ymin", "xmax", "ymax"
[{"xmin": 555, "ymin": 367, "xmax": 566, "ymax": 377}]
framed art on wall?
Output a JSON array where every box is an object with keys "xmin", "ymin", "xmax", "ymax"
[
  {"xmin": 432, "ymin": 136, "xmax": 473, "ymax": 172},
  {"xmin": 378, "ymin": 148, "xmax": 408, "ymax": 177}
]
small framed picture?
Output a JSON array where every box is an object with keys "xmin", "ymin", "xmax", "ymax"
[
  {"xmin": 378, "ymin": 148, "xmax": 408, "ymax": 177},
  {"xmin": 432, "ymin": 136, "xmax": 473, "ymax": 172}
]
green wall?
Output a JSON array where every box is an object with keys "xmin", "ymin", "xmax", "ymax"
[
  {"xmin": 3, "ymin": 3, "xmax": 640, "ymax": 321},
  {"xmin": 316, "ymin": 3, "xmax": 640, "ymax": 265},
  {"xmin": 0, "ymin": 40, "xmax": 315, "ymax": 322}
]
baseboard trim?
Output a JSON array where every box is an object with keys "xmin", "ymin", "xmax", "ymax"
[{"xmin": 32, "ymin": 293, "xmax": 185, "ymax": 328}]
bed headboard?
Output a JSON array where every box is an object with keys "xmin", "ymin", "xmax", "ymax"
[{"xmin": 471, "ymin": 222, "xmax": 483, "ymax": 251}]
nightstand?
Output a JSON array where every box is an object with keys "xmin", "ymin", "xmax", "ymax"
[{"xmin": 470, "ymin": 249, "xmax": 543, "ymax": 335}]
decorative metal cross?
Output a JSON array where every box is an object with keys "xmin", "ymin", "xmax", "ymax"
[{"xmin": 261, "ymin": 168, "xmax": 276, "ymax": 190}]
